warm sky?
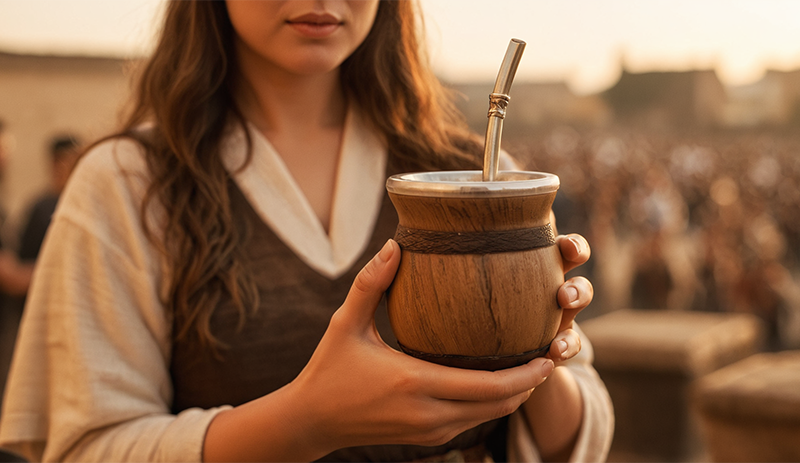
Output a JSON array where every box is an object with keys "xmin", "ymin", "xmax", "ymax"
[{"xmin": 1, "ymin": 0, "xmax": 800, "ymax": 94}]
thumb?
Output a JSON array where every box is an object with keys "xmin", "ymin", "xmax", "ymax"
[{"xmin": 340, "ymin": 239, "xmax": 401, "ymax": 329}]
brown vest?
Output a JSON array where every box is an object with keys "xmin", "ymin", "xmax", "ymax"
[{"xmin": 169, "ymin": 162, "xmax": 505, "ymax": 461}]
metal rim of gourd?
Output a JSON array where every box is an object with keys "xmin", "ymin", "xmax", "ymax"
[{"xmin": 386, "ymin": 170, "xmax": 560, "ymax": 198}]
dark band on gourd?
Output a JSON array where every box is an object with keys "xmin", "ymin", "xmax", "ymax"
[
  {"xmin": 394, "ymin": 223, "xmax": 555, "ymax": 255},
  {"xmin": 397, "ymin": 342, "xmax": 551, "ymax": 371}
]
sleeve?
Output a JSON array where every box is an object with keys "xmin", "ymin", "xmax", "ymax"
[
  {"xmin": 506, "ymin": 324, "xmax": 615, "ymax": 463},
  {"xmin": 0, "ymin": 140, "xmax": 230, "ymax": 463}
]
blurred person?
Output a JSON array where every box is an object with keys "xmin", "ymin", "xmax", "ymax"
[
  {"xmin": 0, "ymin": 119, "xmax": 33, "ymax": 415},
  {"xmin": 16, "ymin": 135, "xmax": 82, "ymax": 262},
  {"xmin": 587, "ymin": 178, "xmax": 637, "ymax": 314},
  {"xmin": 766, "ymin": 264, "xmax": 800, "ymax": 350},
  {"xmin": 0, "ymin": 119, "xmax": 32, "ymax": 463},
  {"xmin": 0, "ymin": 119, "xmax": 12, "ymax": 258},
  {"xmin": 627, "ymin": 167, "xmax": 698, "ymax": 311},
  {"xmin": 0, "ymin": 120, "xmax": 37, "ymax": 296},
  {"xmin": 732, "ymin": 209, "xmax": 797, "ymax": 350},
  {"xmin": 0, "ymin": 133, "xmax": 80, "ymax": 297},
  {"xmin": 0, "ymin": 119, "xmax": 6, "ymax": 212},
  {"xmin": 0, "ymin": 134, "xmax": 82, "ymax": 412},
  {"xmin": 0, "ymin": 2, "xmax": 612, "ymax": 463}
]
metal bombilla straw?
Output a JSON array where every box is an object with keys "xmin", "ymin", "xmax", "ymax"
[{"xmin": 482, "ymin": 38, "xmax": 526, "ymax": 182}]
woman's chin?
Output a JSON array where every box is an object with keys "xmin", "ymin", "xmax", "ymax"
[
  {"xmin": 286, "ymin": 58, "xmax": 346, "ymax": 77},
  {"xmin": 279, "ymin": 44, "xmax": 356, "ymax": 76}
]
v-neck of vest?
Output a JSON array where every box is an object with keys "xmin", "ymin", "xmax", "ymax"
[{"xmin": 220, "ymin": 107, "xmax": 388, "ymax": 279}]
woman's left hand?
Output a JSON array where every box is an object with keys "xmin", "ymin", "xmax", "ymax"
[
  {"xmin": 519, "ymin": 233, "xmax": 593, "ymax": 461},
  {"xmin": 548, "ymin": 233, "xmax": 594, "ymax": 364}
]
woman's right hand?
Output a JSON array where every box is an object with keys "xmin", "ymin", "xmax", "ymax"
[{"xmin": 204, "ymin": 239, "xmax": 554, "ymax": 462}]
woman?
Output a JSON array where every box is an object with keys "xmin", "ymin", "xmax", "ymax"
[{"xmin": 0, "ymin": 1, "xmax": 612, "ymax": 461}]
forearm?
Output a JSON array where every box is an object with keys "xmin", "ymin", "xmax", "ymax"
[
  {"xmin": 203, "ymin": 383, "xmax": 329, "ymax": 462},
  {"xmin": 521, "ymin": 366, "xmax": 583, "ymax": 462}
]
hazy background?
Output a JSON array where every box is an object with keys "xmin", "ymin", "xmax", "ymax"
[{"xmin": 2, "ymin": 0, "xmax": 800, "ymax": 92}]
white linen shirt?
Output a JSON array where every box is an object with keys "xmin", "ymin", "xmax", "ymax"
[{"xmin": 0, "ymin": 108, "xmax": 612, "ymax": 462}]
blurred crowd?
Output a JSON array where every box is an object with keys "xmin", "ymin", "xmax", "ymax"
[{"xmin": 511, "ymin": 126, "xmax": 800, "ymax": 351}]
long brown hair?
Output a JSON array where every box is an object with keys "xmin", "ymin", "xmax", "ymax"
[{"xmin": 116, "ymin": 0, "xmax": 481, "ymax": 348}]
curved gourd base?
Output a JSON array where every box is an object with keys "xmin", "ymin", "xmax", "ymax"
[{"xmin": 398, "ymin": 341, "xmax": 552, "ymax": 371}]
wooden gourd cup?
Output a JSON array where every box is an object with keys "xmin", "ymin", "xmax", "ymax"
[{"xmin": 386, "ymin": 171, "xmax": 564, "ymax": 371}]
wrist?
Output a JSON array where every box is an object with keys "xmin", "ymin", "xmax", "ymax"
[
  {"xmin": 279, "ymin": 378, "xmax": 338, "ymax": 460},
  {"xmin": 522, "ymin": 366, "xmax": 583, "ymax": 461},
  {"xmin": 203, "ymin": 381, "xmax": 332, "ymax": 462}
]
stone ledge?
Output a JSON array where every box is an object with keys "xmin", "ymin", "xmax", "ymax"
[{"xmin": 581, "ymin": 309, "xmax": 765, "ymax": 376}]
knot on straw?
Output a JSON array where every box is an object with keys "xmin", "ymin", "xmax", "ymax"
[{"xmin": 487, "ymin": 93, "xmax": 511, "ymax": 119}]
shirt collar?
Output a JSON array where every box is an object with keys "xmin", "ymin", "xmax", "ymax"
[{"xmin": 221, "ymin": 106, "xmax": 388, "ymax": 279}]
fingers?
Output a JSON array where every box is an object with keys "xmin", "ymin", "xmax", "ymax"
[
  {"xmin": 388, "ymin": 386, "xmax": 536, "ymax": 448},
  {"xmin": 556, "ymin": 233, "xmax": 591, "ymax": 274},
  {"xmin": 338, "ymin": 240, "xmax": 401, "ymax": 330},
  {"xmin": 557, "ymin": 276, "xmax": 593, "ymax": 311},
  {"xmin": 419, "ymin": 390, "xmax": 534, "ymax": 444},
  {"xmin": 547, "ymin": 328, "xmax": 582, "ymax": 363},
  {"xmin": 416, "ymin": 357, "xmax": 554, "ymax": 402},
  {"xmin": 402, "ymin": 358, "xmax": 555, "ymax": 445},
  {"xmin": 557, "ymin": 276, "xmax": 593, "ymax": 331}
]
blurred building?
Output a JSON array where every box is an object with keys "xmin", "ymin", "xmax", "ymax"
[
  {"xmin": 724, "ymin": 69, "xmax": 800, "ymax": 127},
  {"xmin": 449, "ymin": 81, "xmax": 611, "ymax": 136},
  {"xmin": 602, "ymin": 69, "xmax": 727, "ymax": 129},
  {"xmin": 0, "ymin": 51, "xmax": 131, "ymax": 233}
]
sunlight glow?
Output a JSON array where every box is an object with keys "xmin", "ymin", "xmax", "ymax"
[{"xmin": 1, "ymin": 0, "xmax": 800, "ymax": 94}]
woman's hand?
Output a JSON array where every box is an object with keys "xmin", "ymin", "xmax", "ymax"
[
  {"xmin": 204, "ymin": 239, "xmax": 554, "ymax": 462},
  {"xmin": 548, "ymin": 233, "xmax": 594, "ymax": 363},
  {"xmin": 521, "ymin": 233, "xmax": 593, "ymax": 462},
  {"xmin": 292, "ymin": 239, "xmax": 555, "ymax": 455}
]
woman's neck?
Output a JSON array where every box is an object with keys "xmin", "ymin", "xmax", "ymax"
[
  {"xmin": 233, "ymin": 51, "xmax": 347, "ymax": 139},
  {"xmin": 232, "ymin": 45, "xmax": 348, "ymax": 234}
]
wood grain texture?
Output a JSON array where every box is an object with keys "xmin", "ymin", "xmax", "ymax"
[
  {"xmin": 386, "ymin": 192, "xmax": 564, "ymax": 367},
  {"xmin": 389, "ymin": 192, "xmax": 556, "ymax": 232}
]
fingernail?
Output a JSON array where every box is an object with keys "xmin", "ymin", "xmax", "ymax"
[
  {"xmin": 568, "ymin": 236, "xmax": 583, "ymax": 254},
  {"xmin": 378, "ymin": 240, "xmax": 394, "ymax": 262},
  {"xmin": 541, "ymin": 359, "xmax": 554, "ymax": 377},
  {"xmin": 557, "ymin": 340, "xmax": 568, "ymax": 355},
  {"xmin": 566, "ymin": 285, "xmax": 579, "ymax": 304}
]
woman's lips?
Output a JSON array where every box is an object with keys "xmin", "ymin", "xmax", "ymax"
[{"xmin": 286, "ymin": 13, "xmax": 343, "ymax": 38}]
